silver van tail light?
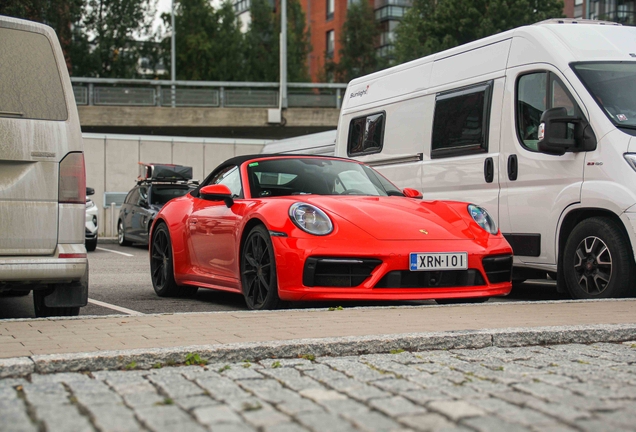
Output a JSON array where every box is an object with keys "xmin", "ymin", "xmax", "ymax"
[{"xmin": 59, "ymin": 152, "xmax": 86, "ymax": 204}]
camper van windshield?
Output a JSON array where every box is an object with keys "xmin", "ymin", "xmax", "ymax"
[{"xmin": 573, "ymin": 62, "xmax": 636, "ymax": 129}]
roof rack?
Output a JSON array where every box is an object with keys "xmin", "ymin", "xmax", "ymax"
[{"xmin": 137, "ymin": 163, "xmax": 193, "ymax": 184}]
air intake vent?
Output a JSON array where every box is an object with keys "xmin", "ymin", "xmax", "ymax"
[
  {"xmin": 303, "ymin": 257, "xmax": 381, "ymax": 287},
  {"xmin": 482, "ymin": 254, "xmax": 513, "ymax": 284},
  {"xmin": 374, "ymin": 270, "xmax": 485, "ymax": 288}
]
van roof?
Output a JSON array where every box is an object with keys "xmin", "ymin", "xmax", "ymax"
[
  {"xmin": 342, "ymin": 20, "xmax": 636, "ymax": 111},
  {"xmin": 260, "ymin": 130, "xmax": 337, "ymax": 154}
]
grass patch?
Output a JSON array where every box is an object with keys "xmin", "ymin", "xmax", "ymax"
[
  {"xmin": 390, "ymin": 349, "xmax": 405, "ymax": 354},
  {"xmin": 218, "ymin": 365, "xmax": 231, "ymax": 373},
  {"xmin": 124, "ymin": 361, "xmax": 137, "ymax": 370},
  {"xmin": 300, "ymin": 354, "xmax": 316, "ymax": 361},
  {"xmin": 272, "ymin": 361, "xmax": 282, "ymax": 368},
  {"xmin": 185, "ymin": 352, "xmax": 208, "ymax": 366},
  {"xmin": 328, "ymin": 306, "xmax": 344, "ymax": 311}
]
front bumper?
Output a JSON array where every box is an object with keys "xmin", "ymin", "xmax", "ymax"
[
  {"xmin": 0, "ymin": 244, "xmax": 87, "ymax": 284},
  {"xmin": 273, "ymin": 236, "xmax": 512, "ymax": 301}
]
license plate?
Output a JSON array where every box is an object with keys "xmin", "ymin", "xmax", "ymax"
[{"xmin": 410, "ymin": 252, "xmax": 468, "ymax": 271}]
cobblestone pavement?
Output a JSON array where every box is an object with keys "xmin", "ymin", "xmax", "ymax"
[{"xmin": 1, "ymin": 342, "xmax": 636, "ymax": 432}]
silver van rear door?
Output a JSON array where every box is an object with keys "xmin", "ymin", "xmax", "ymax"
[{"xmin": 0, "ymin": 25, "xmax": 69, "ymax": 256}]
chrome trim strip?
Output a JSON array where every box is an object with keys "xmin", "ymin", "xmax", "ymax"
[{"xmin": 366, "ymin": 153, "xmax": 423, "ymax": 167}]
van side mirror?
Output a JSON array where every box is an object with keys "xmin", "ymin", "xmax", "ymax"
[
  {"xmin": 538, "ymin": 107, "xmax": 597, "ymax": 156},
  {"xmin": 86, "ymin": 187, "xmax": 95, "ymax": 196},
  {"xmin": 200, "ymin": 184, "xmax": 234, "ymax": 207},
  {"xmin": 403, "ymin": 188, "xmax": 423, "ymax": 199}
]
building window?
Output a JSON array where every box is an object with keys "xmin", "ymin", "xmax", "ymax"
[
  {"xmin": 327, "ymin": 0, "xmax": 335, "ymax": 20},
  {"xmin": 326, "ymin": 30, "xmax": 335, "ymax": 59},
  {"xmin": 347, "ymin": 112, "xmax": 386, "ymax": 156},
  {"xmin": 431, "ymin": 81, "xmax": 493, "ymax": 159}
]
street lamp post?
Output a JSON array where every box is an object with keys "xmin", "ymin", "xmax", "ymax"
[
  {"xmin": 171, "ymin": 0, "xmax": 176, "ymax": 108},
  {"xmin": 280, "ymin": 0, "xmax": 288, "ymax": 109}
]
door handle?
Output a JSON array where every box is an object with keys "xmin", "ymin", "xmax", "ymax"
[
  {"xmin": 484, "ymin": 157, "xmax": 494, "ymax": 183},
  {"xmin": 507, "ymin": 154, "xmax": 518, "ymax": 181}
]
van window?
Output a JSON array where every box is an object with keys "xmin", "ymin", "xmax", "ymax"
[
  {"xmin": 0, "ymin": 28, "xmax": 68, "ymax": 121},
  {"xmin": 347, "ymin": 112, "xmax": 385, "ymax": 156},
  {"xmin": 516, "ymin": 72, "xmax": 580, "ymax": 151},
  {"xmin": 431, "ymin": 82, "xmax": 492, "ymax": 159}
]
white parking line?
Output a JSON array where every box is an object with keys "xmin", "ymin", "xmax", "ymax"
[
  {"xmin": 96, "ymin": 247, "xmax": 134, "ymax": 257},
  {"xmin": 88, "ymin": 298, "xmax": 144, "ymax": 315}
]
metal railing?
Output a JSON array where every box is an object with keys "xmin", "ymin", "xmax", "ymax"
[{"xmin": 70, "ymin": 78, "xmax": 348, "ymax": 109}]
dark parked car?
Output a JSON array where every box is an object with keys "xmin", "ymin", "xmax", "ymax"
[{"xmin": 118, "ymin": 164, "xmax": 196, "ymax": 246}]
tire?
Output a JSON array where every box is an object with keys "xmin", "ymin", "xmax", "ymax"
[
  {"xmin": 150, "ymin": 223, "xmax": 198, "ymax": 297},
  {"xmin": 241, "ymin": 225, "xmax": 281, "ymax": 310},
  {"xmin": 563, "ymin": 217, "xmax": 635, "ymax": 299},
  {"xmin": 118, "ymin": 220, "xmax": 132, "ymax": 246},
  {"xmin": 435, "ymin": 297, "xmax": 489, "ymax": 305},
  {"xmin": 86, "ymin": 236, "xmax": 97, "ymax": 252},
  {"xmin": 33, "ymin": 289, "xmax": 80, "ymax": 317}
]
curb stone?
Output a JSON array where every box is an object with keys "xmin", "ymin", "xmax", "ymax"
[
  {"xmin": 0, "ymin": 357, "xmax": 35, "ymax": 378},
  {"xmin": 0, "ymin": 323, "xmax": 633, "ymax": 378}
]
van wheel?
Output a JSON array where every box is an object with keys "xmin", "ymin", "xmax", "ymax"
[
  {"xmin": 563, "ymin": 217, "xmax": 634, "ymax": 299},
  {"xmin": 118, "ymin": 221, "xmax": 131, "ymax": 246},
  {"xmin": 33, "ymin": 290, "xmax": 80, "ymax": 317},
  {"xmin": 86, "ymin": 236, "xmax": 97, "ymax": 252},
  {"xmin": 150, "ymin": 223, "xmax": 198, "ymax": 297}
]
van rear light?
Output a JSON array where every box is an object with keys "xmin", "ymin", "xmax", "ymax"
[
  {"xmin": 59, "ymin": 152, "xmax": 86, "ymax": 204},
  {"xmin": 59, "ymin": 253, "xmax": 87, "ymax": 259}
]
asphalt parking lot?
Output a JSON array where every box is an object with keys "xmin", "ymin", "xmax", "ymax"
[{"xmin": 0, "ymin": 242, "xmax": 568, "ymax": 320}]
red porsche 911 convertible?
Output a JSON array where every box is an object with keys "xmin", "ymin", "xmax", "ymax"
[{"xmin": 149, "ymin": 155, "xmax": 513, "ymax": 310}]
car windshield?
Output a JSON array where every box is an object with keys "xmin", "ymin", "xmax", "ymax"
[
  {"xmin": 572, "ymin": 62, "xmax": 636, "ymax": 129},
  {"xmin": 150, "ymin": 185, "xmax": 192, "ymax": 205},
  {"xmin": 246, "ymin": 158, "xmax": 403, "ymax": 197}
]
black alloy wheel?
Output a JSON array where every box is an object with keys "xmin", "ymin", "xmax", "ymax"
[
  {"xmin": 150, "ymin": 223, "xmax": 197, "ymax": 297},
  {"xmin": 241, "ymin": 225, "xmax": 281, "ymax": 310},
  {"xmin": 563, "ymin": 217, "xmax": 634, "ymax": 299},
  {"xmin": 118, "ymin": 220, "xmax": 131, "ymax": 246}
]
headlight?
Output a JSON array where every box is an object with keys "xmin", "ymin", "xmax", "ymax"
[
  {"xmin": 624, "ymin": 153, "xmax": 636, "ymax": 171},
  {"xmin": 468, "ymin": 204, "xmax": 498, "ymax": 235},
  {"xmin": 86, "ymin": 199, "xmax": 95, "ymax": 210},
  {"xmin": 289, "ymin": 203, "xmax": 333, "ymax": 236}
]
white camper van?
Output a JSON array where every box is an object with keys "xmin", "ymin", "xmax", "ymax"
[
  {"xmin": 0, "ymin": 16, "xmax": 88, "ymax": 316},
  {"xmin": 335, "ymin": 19, "xmax": 636, "ymax": 299},
  {"xmin": 261, "ymin": 130, "xmax": 337, "ymax": 155}
]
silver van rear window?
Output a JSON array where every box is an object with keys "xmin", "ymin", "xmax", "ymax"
[{"xmin": 0, "ymin": 27, "xmax": 68, "ymax": 121}]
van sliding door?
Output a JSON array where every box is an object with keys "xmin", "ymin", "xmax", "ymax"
[{"xmin": 420, "ymin": 79, "xmax": 505, "ymax": 225}]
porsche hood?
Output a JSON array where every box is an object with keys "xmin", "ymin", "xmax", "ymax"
[{"xmin": 302, "ymin": 196, "xmax": 475, "ymax": 241}]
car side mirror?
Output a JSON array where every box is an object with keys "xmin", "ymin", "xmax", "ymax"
[
  {"xmin": 86, "ymin": 187, "xmax": 95, "ymax": 196},
  {"xmin": 403, "ymin": 188, "xmax": 423, "ymax": 199},
  {"xmin": 538, "ymin": 107, "xmax": 597, "ymax": 155},
  {"xmin": 200, "ymin": 184, "xmax": 234, "ymax": 207}
]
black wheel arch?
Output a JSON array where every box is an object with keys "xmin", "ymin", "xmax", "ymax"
[{"xmin": 239, "ymin": 217, "xmax": 269, "ymax": 260}]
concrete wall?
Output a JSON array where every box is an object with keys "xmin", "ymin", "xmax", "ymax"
[
  {"xmin": 78, "ymin": 107, "xmax": 341, "ymax": 128},
  {"xmin": 84, "ymin": 133, "xmax": 268, "ymax": 237}
]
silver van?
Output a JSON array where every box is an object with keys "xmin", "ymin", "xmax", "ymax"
[{"xmin": 0, "ymin": 15, "xmax": 88, "ymax": 316}]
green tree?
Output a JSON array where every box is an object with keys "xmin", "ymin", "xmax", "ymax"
[
  {"xmin": 244, "ymin": 0, "xmax": 278, "ymax": 81},
  {"xmin": 0, "ymin": 0, "xmax": 84, "ymax": 72},
  {"xmin": 72, "ymin": 0, "xmax": 156, "ymax": 77},
  {"xmin": 394, "ymin": 0, "xmax": 564, "ymax": 64},
  {"xmin": 326, "ymin": 0, "xmax": 382, "ymax": 83},
  {"xmin": 243, "ymin": 0, "xmax": 310, "ymax": 82}
]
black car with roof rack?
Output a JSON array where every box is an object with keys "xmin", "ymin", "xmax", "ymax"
[{"xmin": 117, "ymin": 163, "xmax": 198, "ymax": 246}]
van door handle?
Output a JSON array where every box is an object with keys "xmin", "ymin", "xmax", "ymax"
[
  {"xmin": 484, "ymin": 157, "xmax": 494, "ymax": 183},
  {"xmin": 507, "ymin": 154, "xmax": 518, "ymax": 181}
]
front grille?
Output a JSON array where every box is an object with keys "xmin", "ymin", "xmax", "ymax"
[
  {"xmin": 303, "ymin": 257, "xmax": 382, "ymax": 287},
  {"xmin": 374, "ymin": 270, "xmax": 485, "ymax": 288},
  {"xmin": 482, "ymin": 254, "xmax": 513, "ymax": 284}
]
